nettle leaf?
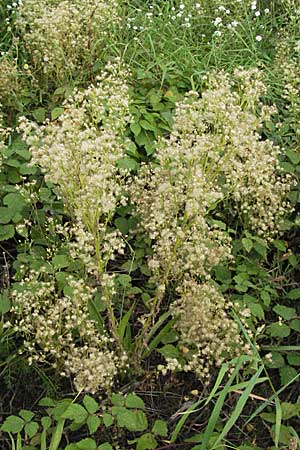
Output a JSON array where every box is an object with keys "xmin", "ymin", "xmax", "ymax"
[
  {"xmin": 267, "ymin": 322, "xmax": 290, "ymax": 338},
  {"xmin": 98, "ymin": 444, "xmax": 113, "ymax": 450},
  {"xmin": 152, "ymin": 419, "xmax": 168, "ymax": 437},
  {"xmin": 116, "ymin": 410, "xmax": 148, "ymax": 432},
  {"xmin": 52, "ymin": 254, "xmax": 69, "ymax": 269},
  {"xmin": 25, "ymin": 421, "xmax": 39, "ymax": 438},
  {"xmin": 249, "ymin": 303, "xmax": 265, "ymax": 320},
  {"xmin": 1, "ymin": 415, "xmax": 25, "ymax": 433},
  {"xmin": 61, "ymin": 403, "xmax": 88, "ymax": 423},
  {"xmin": 0, "ymin": 224, "xmax": 15, "ymax": 241},
  {"xmin": 111, "ymin": 393, "xmax": 125, "ymax": 407},
  {"xmin": 287, "ymin": 289, "xmax": 300, "ymax": 300},
  {"xmin": 77, "ymin": 438, "xmax": 97, "ymax": 450},
  {"xmin": 83, "ymin": 395, "xmax": 99, "ymax": 414},
  {"xmin": 0, "ymin": 207, "xmax": 15, "ymax": 224},
  {"xmin": 287, "ymin": 353, "xmax": 300, "ymax": 366},
  {"xmin": 280, "ymin": 365, "xmax": 298, "ymax": 385},
  {"xmin": 19, "ymin": 410, "xmax": 35, "ymax": 422},
  {"xmin": 125, "ymin": 393, "xmax": 145, "ymax": 409},
  {"xmin": 136, "ymin": 433, "xmax": 158, "ymax": 450},
  {"xmin": 102, "ymin": 413, "xmax": 113, "ymax": 427},
  {"xmin": 87, "ymin": 415, "xmax": 101, "ymax": 434},
  {"xmin": 273, "ymin": 305, "xmax": 296, "ymax": 321},
  {"xmin": 242, "ymin": 238, "xmax": 253, "ymax": 253},
  {"xmin": 281, "ymin": 402, "xmax": 300, "ymax": 420}
]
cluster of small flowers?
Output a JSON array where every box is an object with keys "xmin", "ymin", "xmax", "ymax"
[
  {"xmin": 15, "ymin": 0, "xmax": 120, "ymax": 81},
  {"xmin": 0, "ymin": 56, "xmax": 21, "ymax": 106},
  {"xmin": 166, "ymin": 279, "xmax": 252, "ymax": 381},
  {"xmin": 19, "ymin": 63, "xmax": 131, "ymax": 234},
  {"xmin": 11, "ymin": 272, "xmax": 126, "ymax": 392}
]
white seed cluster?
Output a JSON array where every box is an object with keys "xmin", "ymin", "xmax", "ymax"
[
  {"xmin": 12, "ymin": 273, "xmax": 126, "ymax": 393},
  {"xmin": 168, "ymin": 279, "xmax": 252, "ymax": 380},
  {"xmin": 15, "ymin": 0, "xmax": 120, "ymax": 80}
]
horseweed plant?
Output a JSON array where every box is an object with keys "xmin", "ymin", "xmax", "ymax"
[{"xmin": 11, "ymin": 67, "xmax": 294, "ymax": 392}]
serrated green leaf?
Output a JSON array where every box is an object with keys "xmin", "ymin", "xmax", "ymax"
[
  {"xmin": 0, "ymin": 207, "xmax": 14, "ymax": 224},
  {"xmin": 287, "ymin": 353, "xmax": 300, "ymax": 366},
  {"xmin": 0, "ymin": 224, "xmax": 15, "ymax": 241},
  {"xmin": 136, "ymin": 433, "xmax": 158, "ymax": 450},
  {"xmin": 287, "ymin": 289, "xmax": 300, "ymax": 300},
  {"xmin": 1, "ymin": 415, "xmax": 25, "ymax": 433},
  {"xmin": 32, "ymin": 108, "xmax": 46, "ymax": 123},
  {"xmin": 117, "ymin": 157, "xmax": 138, "ymax": 171},
  {"xmin": 52, "ymin": 254, "xmax": 69, "ymax": 269},
  {"xmin": 116, "ymin": 409, "xmax": 148, "ymax": 432},
  {"xmin": 242, "ymin": 238, "xmax": 253, "ymax": 253},
  {"xmin": 280, "ymin": 365, "xmax": 298, "ymax": 385},
  {"xmin": 3, "ymin": 192, "xmax": 26, "ymax": 212},
  {"xmin": 152, "ymin": 419, "xmax": 168, "ymax": 437},
  {"xmin": 267, "ymin": 322, "xmax": 290, "ymax": 338},
  {"xmin": 273, "ymin": 305, "xmax": 296, "ymax": 321},
  {"xmin": 286, "ymin": 149, "xmax": 300, "ymax": 165},
  {"xmin": 125, "ymin": 393, "xmax": 145, "ymax": 409},
  {"xmin": 41, "ymin": 416, "xmax": 52, "ymax": 429},
  {"xmin": 249, "ymin": 303, "xmax": 264, "ymax": 320},
  {"xmin": 38, "ymin": 397, "xmax": 56, "ymax": 407},
  {"xmin": 19, "ymin": 410, "xmax": 35, "ymax": 422},
  {"xmin": 25, "ymin": 422, "xmax": 39, "ymax": 438},
  {"xmin": 51, "ymin": 107, "xmax": 64, "ymax": 121},
  {"xmin": 102, "ymin": 413, "xmax": 113, "ymax": 427},
  {"xmin": 98, "ymin": 444, "xmax": 113, "ymax": 450},
  {"xmin": 61, "ymin": 404, "xmax": 88, "ymax": 423},
  {"xmin": 86, "ymin": 415, "xmax": 101, "ymax": 434},
  {"xmin": 83, "ymin": 396, "xmax": 99, "ymax": 415},
  {"xmin": 111, "ymin": 393, "xmax": 125, "ymax": 407},
  {"xmin": 158, "ymin": 344, "xmax": 180, "ymax": 360},
  {"xmin": 77, "ymin": 438, "xmax": 97, "ymax": 450},
  {"xmin": 130, "ymin": 122, "xmax": 141, "ymax": 136}
]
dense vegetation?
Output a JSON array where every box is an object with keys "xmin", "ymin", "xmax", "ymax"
[{"xmin": 0, "ymin": 1, "xmax": 300, "ymax": 449}]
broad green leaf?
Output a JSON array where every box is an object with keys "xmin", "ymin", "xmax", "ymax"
[
  {"xmin": 264, "ymin": 352, "xmax": 285, "ymax": 369},
  {"xmin": 61, "ymin": 404, "xmax": 88, "ymax": 423},
  {"xmin": 125, "ymin": 393, "xmax": 145, "ymax": 409},
  {"xmin": 25, "ymin": 422, "xmax": 39, "ymax": 438},
  {"xmin": 281, "ymin": 402, "xmax": 300, "ymax": 420},
  {"xmin": 52, "ymin": 255, "xmax": 69, "ymax": 269},
  {"xmin": 136, "ymin": 433, "xmax": 158, "ymax": 450},
  {"xmin": 83, "ymin": 395, "xmax": 99, "ymax": 415},
  {"xmin": 111, "ymin": 393, "xmax": 125, "ymax": 407},
  {"xmin": 86, "ymin": 415, "xmax": 101, "ymax": 434},
  {"xmin": 117, "ymin": 157, "xmax": 138, "ymax": 171},
  {"xmin": 287, "ymin": 289, "xmax": 300, "ymax": 300},
  {"xmin": 286, "ymin": 149, "xmax": 300, "ymax": 165},
  {"xmin": 287, "ymin": 353, "xmax": 300, "ymax": 366},
  {"xmin": 130, "ymin": 122, "xmax": 141, "ymax": 136},
  {"xmin": 3, "ymin": 193, "xmax": 26, "ymax": 212},
  {"xmin": 267, "ymin": 322, "xmax": 290, "ymax": 338},
  {"xmin": 102, "ymin": 413, "xmax": 113, "ymax": 427},
  {"xmin": 41, "ymin": 416, "xmax": 52, "ymax": 429},
  {"xmin": 39, "ymin": 397, "xmax": 56, "ymax": 407},
  {"xmin": 77, "ymin": 438, "xmax": 97, "ymax": 450},
  {"xmin": 152, "ymin": 419, "xmax": 168, "ymax": 437},
  {"xmin": 114, "ymin": 217, "xmax": 129, "ymax": 234},
  {"xmin": 0, "ymin": 290, "xmax": 10, "ymax": 314},
  {"xmin": 0, "ymin": 207, "xmax": 14, "ymax": 224},
  {"xmin": 280, "ymin": 365, "xmax": 298, "ymax": 385},
  {"xmin": 158, "ymin": 344, "xmax": 180, "ymax": 360},
  {"xmin": 1, "ymin": 415, "xmax": 25, "ymax": 433},
  {"xmin": 273, "ymin": 305, "xmax": 296, "ymax": 320},
  {"xmin": 116, "ymin": 410, "xmax": 148, "ymax": 432},
  {"xmin": 0, "ymin": 224, "xmax": 15, "ymax": 241},
  {"xmin": 242, "ymin": 238, "xmax": 253, "ymax": 253},
  {"xmin": 249, "ymin": 303, "xmax": 264, "ymax": 320},
  {"xmin": 32, "ymin": 108, "xmax": 46, "ymax": 123},
  {"xmin": 290, "ymin": 319, "xmax": 300, "ymax": 331},
  {"xmin": 51, "ymin": 107, "xmax": 64, "ymax": 121},
  {"xmin": 98, "ymin": 444, "xmax": 113, "ymax": 450},
  {"xmin": 19, "ymin": 410, "xmax": 35, "ymax": 422}
]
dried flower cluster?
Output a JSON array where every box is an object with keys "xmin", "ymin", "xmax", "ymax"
[
  {"xmin": 165, "ymin": 280, "xmax": 252, "ymax": 380},
  {"xmin": 15, "ymin": 0, "xmax": 120, "ymax": 81},
  {"xmin": 11, "ymin": 273, "xmax": 127, "ymax": 393},
  {"xmin": 131, "ymin": 68, "xmax": 293, "ymax": 377},
  {"xmin": 16, "ymin": 63, "xmax": 131, "ymax": 392}
]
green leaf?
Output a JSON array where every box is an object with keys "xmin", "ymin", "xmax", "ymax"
[
  {"xmin": 0, "ymin": 207, "xmax": 14, "ymax": 224},
  {"xmin": 1, "ymin": 415, "xmax": 25, "ymax": 433},
  {"xmin": 273, "ymin": 305, "xmax": 296, "ymax": 321},
  {"xmin": 125, "ymin": 393, "xmax": 145, "ymax": 410},
  {"xmin": 264, "ymin": 352, "xmax": 285, "ymax": 369},
  {"xmin": 77, "ymin": 438, "xmax": 97, "ymax": 450},
  {"xmin": 25, "ymin": 422, "xmax": 39, "ymax": 438},
  {"xmin": 41, "ymin": 416, "xmax": 52, "ymax": 430},
  {"xmin": 39, "ymin": 397, "xmax": 56, "ymax": 407},
  {"xmin": 98, "ymin": 444, "xmax": 113, "ymax": 450},
  {"xmin": 273, "ymin": 240, "xmax": 287, "ymax": 252},
  {"xmin": 286, "ymin": 149, "xmax": 300, "ymax": 165},
  {"xmin": 290, "ymin": 319, "xmax": 300, "ymax": 331},
  {"xmin": 280, "ymin": 365, "xmax": 298, "ymax": 385},
  {"xmin": 51, "ymin": 107, "xmax": 64, "ymax": 121},
  {"xmin": 19, "ymin": 410, "xmax": 35, "ymax": 422},
  {"xmin": 3, "ymin": 193, "xmax": 26, "ymax": 212},
  {"xmin": 130, "ymin": 122, "xmax": 141, "ymax": 136},
  {"xmin": 117, "ymin": 157, "xmax": 138, "ymax": 171},
  {"xmin": 152, "ymin": 419, "xmax": 168, "ymax": 437},
  {"xmin": 158, "ymin": 344, "xmax": 180, "ymax": 360},
  {"xmin": 254, "ymin": 241, "xmax": 267, "ymax": 258},
  {"xmin": 0, "ymin": 224, "xmax": 15, "ymax": 241},
  {"xmin": 61, "ymin": 404, "xmax": 88, "ymax": 423},
  {"xmin": 0, "ymin": 290, "xmax": 11, "ymax": 314},
  {"xmin": 117, "ymin": 274, "xmax": 131, "ymax": 287},
  {"xmin": 102, "ymin": 413, "xmax": 113, "ymax": 427},
  {"xmin": 287, "ymin": 353, "xmax": 300, "ymax": 366},
  {"xmin": 52, "ymin": 254, "xmax": 69, "ymax": 269},
  {"xmin": 249, "ymin": 303, "xmax": 264, "ymax": 320},
  {"xmin": 242, "ymin": 238, "xmax": 253, "ymax": 253},
  {"xmin": 136, "ymin": 433, "xmax": 158, "ymax": 450},
  {"xmin": 267, "ymin": 322, "xmax": 290, "ymax": 338},
  {"xmin": 86, "ymin": 415, "xmax": 101, "ymax": 434},
  {"xmin": 116, "ymin": 410, "xmax": 148, "ymax": 432},
  {"xmin": 287, "ymin": 289, "xmax": 300, "ymax": 300},
  {"xmin": 114, "ymin": 217, "xmax": 129, "ymax": 234},
  {"xmin": 281, "ymin": 402, "xmax": 300, "ymax": 420},
  {"xmin": 83, "ymin": 396, "xmax": 99, "ymax": 415},
  {"xmin": 32, "ymin": 107, "xmax": 46, "ymax": 123},
  {"xmin": 111, "ymin": 393, "xmax": 125, "ymax": 407}
]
